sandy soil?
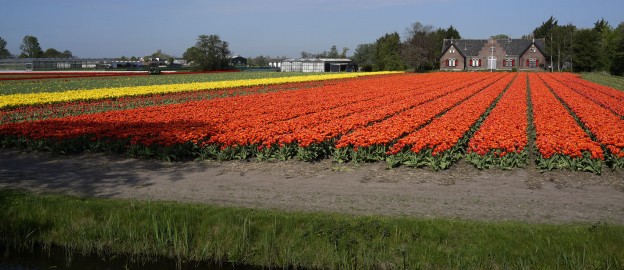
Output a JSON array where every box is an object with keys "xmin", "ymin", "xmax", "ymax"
[{"xmin": 1, "ymin": 150, "xmax": 623, "ymax": 224}]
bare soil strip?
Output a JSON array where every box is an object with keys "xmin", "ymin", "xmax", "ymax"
[{"xmin": 1, "ymin": 150, "xmax": 623, "ymax": 224}]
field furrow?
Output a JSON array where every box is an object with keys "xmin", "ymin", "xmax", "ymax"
[{"xmin": 388, "ymin": 73, "xmax": 515, "ymax": 156}]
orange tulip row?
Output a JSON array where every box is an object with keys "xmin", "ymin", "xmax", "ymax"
[
  {"xmin": 207, "ymin": 72, "xmax": 495, "ymax": 148},
  {"xmin": 538, "ymin": 74, "xmax": 624, "ymax": 158},
  {"xmin": 387, "ymin": 73, "xmax": 516, "ymax": 156},
  {"xmin": 1, "ymin": 72, "xmax": 622, "ymax": 168},
  {"xmin": 467, "ymin": 73, "xmax": 528, "ymax": 156},
  {"xmin": 547, "ymin": 73, "xmax": 624, "ymax": 117},
  {"xmin": 528, "ymin": 73, "xmax": 603, "ymax": 159},
  {"xmin": 335, "ymin": 73, "xmax": 502, "ymax": 149}
]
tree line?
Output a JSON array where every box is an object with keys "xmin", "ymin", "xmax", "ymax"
[
  {"xmin": 3, "ymin": 16, "xmax": 623, "ymax": 75},
  {"xmin": 0, "ymin": 35, "xmax": 72, "ymax": 59},
  {"xmin": 528, "ymin": 16, "xmax": 624, "ymax": 74}
]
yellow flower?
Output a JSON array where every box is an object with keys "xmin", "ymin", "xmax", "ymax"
[{"xmin": 0, "ymin": 72, "xmax": 401, "ymax": 108}]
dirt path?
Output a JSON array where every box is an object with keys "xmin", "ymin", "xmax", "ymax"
[{"xmin": 1, "ymin": 150, "xmax": 623, "ymax": 224}]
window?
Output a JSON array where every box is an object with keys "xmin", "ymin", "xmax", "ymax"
[
  {"xmin": 527, "ymin": 58, "xmax": 538, "ymax": 68},
  {"xmin": 489, "ymin": 46, "xmax": 496, "ymax": 52},
  {"xmin": 530, "ymin": 46, "xmax": 537, "ymax": 53},
  {"xmin": 469, "ymin": 58, "xmax": 481, "ymax": 67},
  {"xmin": 449, "ymin": 47, "xmax": 456, "ymax": 54},
  {"xmin": 447, "ymin": 58, "xmax": 457, "ymax": 67},
  {"xmin": 504, "ymin": 58, "xmax": 515, "ymax": 67}
]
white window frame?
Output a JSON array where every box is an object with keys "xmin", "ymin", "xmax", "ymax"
[
  {"xmin": 470, "ymin": 58, "xmax": 480, "ymax": 67},
  {"xmin": 448, "ymin": 58, "xmax": 457, "ymax": 67},
  {"xmin": 449, "ymin": 47, "xmax": 456, "ymax": 54}
]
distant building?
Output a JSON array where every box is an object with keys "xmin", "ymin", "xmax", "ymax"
[
  {"xmin": 0, "ymin": 58, "xmax": 117, "ymax": 71},
  {"xmin": 230, "ymin": 55, "xmax": 247, "ymax": 66},
  {"xmin": 440, "ymin": 38, "xmax": 546, "ymax": 71},
  {"xmin": 280, "ymin": 58, "xmax": 356, "ymax": 72}
]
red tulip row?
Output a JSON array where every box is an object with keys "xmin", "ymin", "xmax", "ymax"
[
  {"xmin": 467, "ymin": 73, "xmax": 528, "ymax": 156},
  {"xmin": 546, "ymin": 73, "xmax": 624, "ymax": 117},
  {"xmin": 0, "ymin": 70, "xmax": 239, "ymax": 81},
  {"xmin": 538, "ymin": 74, "xmax": 624, "ymax": 158},
  {"xmin": 335, "ymin": 73, "xmax": 502, "ymax": 149},
  {"xmin": 528, "ymin": 73, "xmax": 603, "ymax": 159},
  {"xmin": 387, "ymin": 73, "xmax": 515, "ymax": 156}
]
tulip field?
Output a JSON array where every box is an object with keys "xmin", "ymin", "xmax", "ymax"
[{"xmin": 1, "ymin": 71, "xmax": 623, "ymax": 173}]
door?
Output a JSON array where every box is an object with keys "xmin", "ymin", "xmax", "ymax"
[{"xmin": 487, "ymin": 56, "xmax": 497, "ymax": 70}]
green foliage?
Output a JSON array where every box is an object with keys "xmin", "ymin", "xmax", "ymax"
[
  {"xmin": 1, "ymin": 190, "xmax": 623, "ymax": 269},
  {"xmin": 573, "ymin": 29, "xmax": 602, "ymax": 72},
  {"xmin": 373, "ymin": 32, "xmax": 405, "ymax": 71},
  {"xmin": 183, "ymin": 34, "xmax": 232, "ymax": 71},
  {"xmin": 18, "ymin": 35, "xmax": 43, "ymax": 58},
  {"xmin": 466, "ymin": 151, "xmax": 529, "ymax": 170},
  {"xmin": 0, "ymin": 36, "xmax": 11, "ymax": 59},
  {"xmin": 536, "ymin": 153, "xmax": 603, "ymax": 174},
  {"xmin": 351, "ymin": 43, "xmax": 375, "ymax": 66},
  {"xmin": 611, "ymin": 22, "xmax": 624, "ymax": 76}
]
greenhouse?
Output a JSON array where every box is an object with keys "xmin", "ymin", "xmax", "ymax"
[
  {"xmin": 0, "ymin": 58, "xmax": 117, "ymax": 71},
  {"xmin": 280, "ymin": 58, "xmax": 356, "ymax": 72}
]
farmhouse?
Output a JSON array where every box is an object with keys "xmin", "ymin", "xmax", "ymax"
[
  {"xmin": 280, "ymin": 58, "xmax": 356, "ymax": 72},
  {"xmin": 440, "ymin": 38, "xmax": 546, "ymax": 71}
]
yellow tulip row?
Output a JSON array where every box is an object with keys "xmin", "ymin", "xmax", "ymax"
[{"xmin": 0, "ymin": 72, "xmax": 401, "ymax": 109}]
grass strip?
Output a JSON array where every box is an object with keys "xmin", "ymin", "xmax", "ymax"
[
  {"xmin": 1, "ymin": 189, "xmax": 622, "ymax": 269},
  {"xmin": 581, "ymin": 72, "xmax": 624, "ymax": 91}
]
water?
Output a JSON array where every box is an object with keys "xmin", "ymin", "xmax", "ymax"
[{"xmin": 0, "ymin": 245, "xmax": 259, "ymax": 270}]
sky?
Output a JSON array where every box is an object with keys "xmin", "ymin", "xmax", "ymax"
[{"xmin": 1, "ymin": 0, "xmax": 623, "ymax": 59}]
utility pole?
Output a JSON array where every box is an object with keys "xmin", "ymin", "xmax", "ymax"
[{"xmin": 550, "ymin": 32, "xmax": 553, "ymax": 72}]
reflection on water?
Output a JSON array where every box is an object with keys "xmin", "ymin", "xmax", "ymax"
[{"xmin": 0, "ymin": 245, "xmax": 259, "ymax": 270}]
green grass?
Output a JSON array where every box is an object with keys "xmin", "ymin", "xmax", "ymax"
[
  {"xmin": 1, "ymin": 189, "xmax": 622, "ymax": 269},
  {"xmin": 581, "ymin": 72, "xmax": 624, "ymax": 91},
  {"xmin": 0, "ymin": 72, "xmax": 319, "ymax": 95}
]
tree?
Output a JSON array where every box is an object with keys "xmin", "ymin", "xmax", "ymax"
[
  {"xmin": 43, "ymin": 48, "xmax": 63, "ymax": 58},
  {"xmin": 374, "ymin": 32, "xmax": 404, "ymax": 71},
  {"xmin": 0, "ymin": 37, "xmax": 11, "ymax": 58},
  {"xmin": 150, "ymin": 49, "xmax": 173, "ymax": 61},
  {"xmin": 340, "ymin": 47, "xmax": 349, "ymax": 58},
  {"xmin": 491, "ymin": 34, "xmax": 510, "ymax": 40},
  {"xmin": 19, "ymin": 35, "xmax": 43, "ymax": 58},
  {"xmin": 445, "ymin": 25, "xmax": 461, "ymax": 39},
  {"xmin": 183, "ymin": 34, "xmax": 231, "ymax": 71},
  {"xmin": 593, "ymin": 18, "xmax": 616, "ymax": 72},
  {"xmin": 326, "ymin": 45, "xmax": 340, "ymax": 58},
  {"xmin": 351, "ymin": 43, "xmax": 376, "ymax": 70},
  {"xmin": 61, "ymin": 50, "xmax": 73, "ymax": 58},
  {"xmin": 611, "ymin": 22, "xmax": 624, "ymax": 76},
  {"xmin": 572, "ymin": 29, "xmax": 601, "ymax": 72},
  {"xmin": 248, "ymin": 55, "xmax": 268, "ymax": 66},
  {"xmin": 401, "ymin": 22, "xmax": 436, "ymax": 71}
]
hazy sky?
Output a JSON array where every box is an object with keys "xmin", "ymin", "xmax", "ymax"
[{"xmin": 1, "ymin": 0, "xmax": 622, "ymax": 58}]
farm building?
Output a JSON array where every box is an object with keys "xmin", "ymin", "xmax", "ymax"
[
  {"xmin": 230, "ymin": 55, "xmax": 247, "ymax": 66},
  {"xmin": 280, "ymin": 58, "xmax": 356, "ymax": 72},
  {"xmin": 440, "ymin": 38, "xmax": 546, "ymax": 71}
]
